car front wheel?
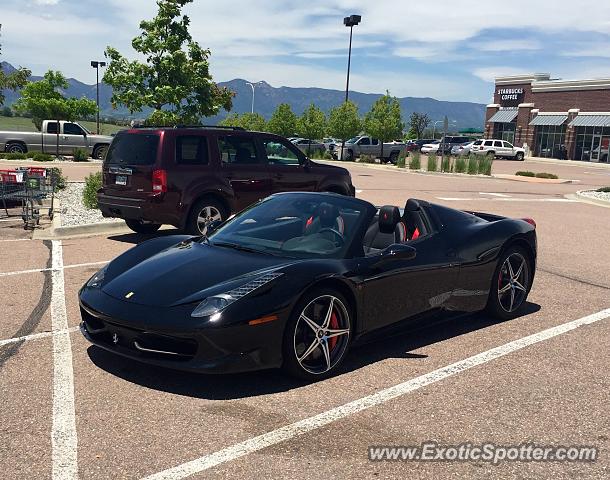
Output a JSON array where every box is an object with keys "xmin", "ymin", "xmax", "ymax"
[
  {"xmin": 283, "ymin": 289, "xmax": 352, "ymax": 380},
  {"xmin": 186, "ymin": 198, "xmax": 228, "ymax": 235},
  {"xmin": 515, "ymin": 152, "xmax": 524, "ymax": 161},
  {"xmin": 486, "ymin": 246, "xmax": 532, "ymax": 320}
]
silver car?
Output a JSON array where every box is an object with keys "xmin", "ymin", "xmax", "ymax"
[
  {"xmin": 451, "ymin": 141, "xmax": 475, "ymax": 156},
  {"xmin": 291, "ymin": 138, "xmax": 326, "ymax": 155}
]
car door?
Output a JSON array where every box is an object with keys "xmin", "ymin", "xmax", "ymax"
[
  {"xmin": 261, "ymin": 136, "xmax": 318, "ymax": 193},
  {"xmin": 217, "ymin": 134, "xmax": 272, "ymax": 210},
  {"xmin": 62, "ymin": 122, "xmax": 90, "ymax": 154},
  {"xmin": 360, "ymin": 214, "xmax": 459, "ymax": 331},
  {"xmin": 503, "ymin": 141, "xmax": 516, "ymax": 157}
]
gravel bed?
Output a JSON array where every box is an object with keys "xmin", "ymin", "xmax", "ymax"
[
  {"xmin": 57, "ymin": 182, "xmax": 121, "ymax": 227},
  {"xmin": 579, "ymin": 190, "xmax": 610, "ymax": 203}
]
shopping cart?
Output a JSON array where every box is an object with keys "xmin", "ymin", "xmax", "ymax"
[{"xmin": 0, "ymin": 167, "xmax": 56, "ymax": 229}]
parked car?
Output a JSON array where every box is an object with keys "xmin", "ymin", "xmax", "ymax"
[
  {"xmin": 407, "ymin": 139, "xmax": 437, "ymax": 152},
  {"xmin": 333, "ymin": 136, "xmax": 407, "ymax": 163},
  {"xmin": 451, "ymin": 141, "xmax": 475, "ymax": 156},
  {"xmin": 291, "ymin": 138, "xmax": 326, "ymax": 155},
  {"xmin": 80, "ymin": 192, "xmax": 537, "ymax": 379},
  {"xmin": 97, "ymin": 126, "xmax": 355, "ymax": 235},
  {"xmin": 322, "ymin": 137, "xmax": 340, "ymax": 152},
  {"xmin": 437, "ymin": 136, "xmax": 476, "ymax": 155},
  {"xmin": 471, "ymin": 139, "xmax": 525, "ymax": 160},
  {"xmin": 0, "ymin": 120, "xmax": 113, "ymax": 159},
  {"xmin": 420, "ymin": 141, "xmax": 440, "ymax": 154}
]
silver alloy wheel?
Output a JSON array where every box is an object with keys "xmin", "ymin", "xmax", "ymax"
[
  {"xmin": 293, "ymin": 295, "xmax": 350, "ymax": 375},
  {"xmin": 196, "ymin": 205, "xmax": 222, "ymax": 234},
  {"xmin": 497, "ymin": 253, "xmax": 529, "ymax": 313},
  {"xmin": 8, "ymin": 144, "xmax": 25, "ymax": 153}
]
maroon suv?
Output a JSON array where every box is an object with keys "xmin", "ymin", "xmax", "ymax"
[{"xmin": 98, "ymin": 126, "xmax": 355, "ymax": 234}]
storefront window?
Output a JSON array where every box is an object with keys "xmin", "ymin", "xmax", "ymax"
[
  {"xmin": 574, "ymin": 126, "xmax": 610, "ymax": 162},
  {"xmin": 535, "ymin": 125, "xmax": 567, "ymax": 159},
  {"xmin": 493, "ymin": 123, "xmax": 516, "ymax": 144}
]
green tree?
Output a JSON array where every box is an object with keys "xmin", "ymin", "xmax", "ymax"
[
  {"xmin": 103, "ymin": 0, "xmax": 233, "ymax": 126},
  {"xmin": 327, "ymin": 100, "xmax": 362, "ymax": 143},
  {"xmin": 266, "ymin": 103, "xmax": 297, "ymax": 137},
  {"xmin": 296, "ymin": 103, "xmax": 326, "ymax": 155},
  {"xmin": 407, "ymin": 112, "xmax": 431, "ymax": 139},
  {"xmin": 219, "ymin": 112, "xmax": 266, "ymax": 131},
  {"xmin": 14, "ymin": 71, "xmax": 97, "ymax": 156},
  {"xmin": 364, "ymin": 91, "xmax": 404, "ymax": 159},
  {"xmin": 0, "ymin": 25, "xmax": 31, "ymax": 106}
]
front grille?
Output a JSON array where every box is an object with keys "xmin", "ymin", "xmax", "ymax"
[{"xmin": 81, "ymin": 306, "xmax": 197, "ymax": 361}]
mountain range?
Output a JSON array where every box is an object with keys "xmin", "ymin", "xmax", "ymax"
[{"xmin": 1, "ymin": 61, "xmax": 486, "ymax": 130}]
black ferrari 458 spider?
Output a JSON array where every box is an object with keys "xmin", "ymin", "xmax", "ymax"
[{"xmin": 79, "ymin": 192, "xmax": 537, "ymax": 379}]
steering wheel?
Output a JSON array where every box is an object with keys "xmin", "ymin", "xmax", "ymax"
[{"xmin": 317, "ymin": 227, "xmax": 345, "ymax": 245}]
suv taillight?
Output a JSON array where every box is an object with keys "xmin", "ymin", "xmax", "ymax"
[{"xmin": 152, "ymin": 169, "xmax": 167, "ymax": 194}]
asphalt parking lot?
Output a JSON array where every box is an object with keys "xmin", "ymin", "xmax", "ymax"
[{"xmin": 1, "ymin": 159, "xmax": 609, "ymax": 479}]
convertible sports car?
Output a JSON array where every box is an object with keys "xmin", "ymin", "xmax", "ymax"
[{"xmin": 79, "ymin": 192, "xmax": 537, "ymax": 380}]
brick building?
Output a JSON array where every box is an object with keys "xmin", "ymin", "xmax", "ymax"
[{"xmin": 485, "ymin": 74, "xmax": 610, "ymax": 162}]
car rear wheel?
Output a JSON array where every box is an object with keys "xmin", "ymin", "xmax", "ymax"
[
  {"xmin": 186, "ymin": 198, "xmax": 228, "ymax": 235},
  {"xmin": 486, "ymin": 246, "xmax": 532, "ymax": 320},
  {"xmin": 6, "ymin": 142, "xmax": 26, "ymax": 154},
  {"xmin": 93, "ymin": 145, "xmax": 107, "ymax": 160},
  {"xmin": 283, "ymin": 289, "xmax": 352, "ymax": 380},
  {"xmin": 486, "ymin": 151, "xmax": 495, "ymax": 158},
  {"xmin": 125, "ymin": 219, "xmax": 162, "ymax": 234},
  {"xmin": 388, "ymin": 151, "xmax": 399, "ymax": 164}
]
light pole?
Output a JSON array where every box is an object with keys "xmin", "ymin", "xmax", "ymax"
[
  {"xmin": 90, "ymin": 60, "xmax": 106, "ymax": 134},
  {"xmin": 340, "ymin": 14, "xmax": 361, "ymax": 160},
  {"xmin": 432, "ymin": 119, "xmax": 456, "ymax": 139},
  {"xmin": 245, "ymin": 82, "xmax": 255, "ymax": 114}
]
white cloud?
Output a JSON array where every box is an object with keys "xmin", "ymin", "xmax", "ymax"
[
  {"xmin": 472, "ymin": 67, "xmax": 531, "ymax": 83},
  {"xmin": 33, "ymin": 0, "xmax": 60, "ymax": 4},
  {"xmin": 470, "ymin": 39, "xmax": 542, "ymax": 52}
]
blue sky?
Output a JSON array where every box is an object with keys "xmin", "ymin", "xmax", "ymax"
[{"xmin": 3, "ymin": 0, "xmax": 610, "ymax": 103}]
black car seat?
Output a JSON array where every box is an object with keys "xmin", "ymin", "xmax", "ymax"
[
  {"xmin": 363, "ymin": 205, "xmax": 407, "ymax": 253},
  {"xmin": 403, "ymin": 199, "xmax": 427, "ymax": 240},
  {"xmin": 304, "ymin": 202, "xmax": 345, "ymax": 237},
  {"xmin": 234, "ymin": 147, "xmax": 253, "ymax": 164}
]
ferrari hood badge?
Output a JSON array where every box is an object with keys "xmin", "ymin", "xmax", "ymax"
[{"xmin": 125, "ymin": 292, "xmax": 135, "ymax": 299}]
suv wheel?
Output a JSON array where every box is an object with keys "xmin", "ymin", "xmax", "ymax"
[
  {"xmin": 486, "ymin": 151, "xmax": 495, "ymax": 158},
  {"xmin": 187, "ymin": 198, "xmax": 228, "ymax": 235},
  {"xmin": 515, "ymin": 152, "xmax": 524, "ymax": 161},
  {"xmin": 125, "ymin": 219, "xmax": 161, "ymax": 234}
]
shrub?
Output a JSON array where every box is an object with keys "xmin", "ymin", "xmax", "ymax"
[
  {"xmin": 33, "ymin": 152, "xmax": 54, "ymax": 162},
  {"xmin": 359, "ymin": 154, "xmax": 375, "ymax": 164},
  {"xmin": 72, "ymin": 148, "xmax": 89, "ymax": 162},
  {"xmin": 409, "ymin": 152, "xmax": 421, "ymax": 170},
  {"xmin": 47, "ymin": 167, "xmax": 67, "ymax": 191},
  {"xmin": 516, "ymin": 171, "xmax": 536, "ymax": 177},
  {"xmin": 478, "ymin": 156, "xmax": 493, "ymax": 176},
  {"xmin": 323, "ymin": 150, "xmax": 333, "ymax": 160},
  {"xmin": 427, "ymin": 153, "xmax": 438, "ymax": 172},
  {"xmin": 597, "ymin": 186, "xmax": 610, "ymax": 193},
  {"xmin": 396, "ymin": 155, "xmax": 406, "ymax": 168},
  {"xmin": 441, "ymin": 155, "xmax": 452, "ymax": 173},
  {"xmin": 5, "ymin": 152, "xmax": 27, "ymax": 160},
  {"xmin": 82, "ymin": 172, "xmax": 103, "ymax": 209},
  {"xmin": 454, "ymin": 157, "xmax": 467, "ymax": 173},
  {"xmin": 535, "ymin": 172, "xmax": 558, "ymax": 179},
  {"xmin": 0, "ymin": 153, "xmax": 6, "ymax": 159},
  {"xmin": 467, "ymin": 155, "xmax": 478, "ymax": 175}
]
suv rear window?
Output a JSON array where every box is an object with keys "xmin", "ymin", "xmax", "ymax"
[{"xmin": 106, "ymin": 133, "xmax": 159, "ymax": 165}]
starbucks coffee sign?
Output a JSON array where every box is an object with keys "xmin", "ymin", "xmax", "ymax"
[{"xmin": 497, "ymin": 87, "xmax": 525, "ymax": 106}]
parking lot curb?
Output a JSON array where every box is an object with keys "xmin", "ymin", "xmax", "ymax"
[
  {"xmin": 568, "ymin": 191, "xmax": 610, "ymax": 209},
  {"xmin": 493, "ymin": 174, "xmax": 576, "ymax": 184}
]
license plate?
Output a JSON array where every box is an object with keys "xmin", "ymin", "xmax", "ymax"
[{"xmin": 115, "ymin": 175, "xmax": 127, "ymax": 186}]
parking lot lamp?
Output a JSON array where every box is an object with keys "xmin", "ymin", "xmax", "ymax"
[
  {"xmin": 90, "ymin": 61, "xmax": 106, "ymax": 134},
  {"xmin": 340, "ymin": 14, "xmax": 361, "ymax": 159}
]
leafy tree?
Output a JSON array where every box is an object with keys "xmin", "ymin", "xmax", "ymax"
[
  {"xmin": 266, "ymin": 103, "xmax": 297, "ymax": 137},
  {"xmin": 407, "ymin": 112, "xmax": 431, "ymax": 139},
  {"xmin": 0, "ymin": 25, "xmax": 31, "ymax": 106},
  {"xmin": 296, "ymin": 103, "xmax": 326, "ymax": 155},
  {"xmin": 103, "ymin": 0, "xmax": 233, "ymax": 126},
  {"xmin": 327, "ymin": 101, "xmax": 362, "ymax": 143},
  {"xmin": 14, "ymin": 71, "xmax": 97, "ymax": 156},
  {"xmin": 219, "ymin": 112, "xmax": 266, "ymax": 131},
  {"xmin": 364, "ymin": 91, "xmax": 404, "ymax": 159}
]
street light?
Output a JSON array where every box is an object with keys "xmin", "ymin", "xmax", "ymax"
[
  {"xmin": 244, "ymin": 82, "xmax": 264, "ymax": 114},
  {"xmin": 432, "ymin": 119, "xmax": 456, "ymax": 139},
  {"xmin": 90, "ymin": 60, "xmax": 106, "ymax": 134},
  {"xmin": 340, "ymin": 14, "xmax": 361, "ymax": 160}
]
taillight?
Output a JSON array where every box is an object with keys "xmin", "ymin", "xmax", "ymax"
[
  {"xmin": 522, "ymin": 218, "xmax": 536, "ymax": 229},
  {"xmin": 152, "ymin": 169, "xmax": 167, "ymax": 194}
]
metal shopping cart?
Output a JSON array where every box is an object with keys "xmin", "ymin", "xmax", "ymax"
[{"xmin": 0, "ymin": 167, "xmax": 56, "ymax": 229}]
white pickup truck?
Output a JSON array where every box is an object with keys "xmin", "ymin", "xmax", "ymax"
[
  {"xmin": 0, "ymin": 120, "xmax": 113, "ymax": 159},
  {"xmin": 333, "ymin": 136, "xmax": 407, "ymax": 163}
]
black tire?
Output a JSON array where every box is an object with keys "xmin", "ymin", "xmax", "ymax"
[
  {"xmin": 282, "ymin": 288, "xmax": 353, "ymax": 380},
  {"xmin": 125, "ymin": 219, "xmax": 162, "ymax": 234},
  {"xmin": 6, "ymin": 142, "xmax": 26, "ymax": 154},
  {"xmin": 486, "ymin": 151, "xmax": 495, "ymax": 158},
  {"xmin": 486, "ymin": 245, "xmax": 533, "ymax": 321},
  {"xmin": 186, "ymin": 197, "xmax": 228, "ymax": 235},
  {"xmin": 515, "ymin": 152, "xmax": 524, "ymax": 161},
  {"xmin": 345, "ymin": 149, "xmax": 354, "ymax": 161},
  {"xmin": 388, "ymin": 151, "xmax": 399, "ymax": 164},
  {"xmin": 92, "ymin": 145, "xmax": 107, "ymax": 160}
]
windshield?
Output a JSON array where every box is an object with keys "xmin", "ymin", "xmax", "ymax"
[
  {"xmin": 346, "ymin": 137, "xmax": 359, "ymax": 144},
  {"xmin": 209, "ymin": 193, "xmax": 373, "ymax": 259}
]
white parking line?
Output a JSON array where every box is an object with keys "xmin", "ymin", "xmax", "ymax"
[
  {"xmin": 479, "ymin": 192, "xmax": 511, "ymax": 197},
  {"xmin": 0, "ymin": 238, "xmax": 33, "ymax": 242},
  {"xmin": 0, "ymin": 260, "xmax": 108, "ymax": 278},
  {"xmin": 437, "ymin": 197, "xmax": 578, "ymax": 203},
  {"xmin": 50, "ymin": 240, "xmax": 78, "ymax": 480},
  {"xmin": 142, "ymin": 308, "xmax": 610, "ymax": 480},
  {"xmin": 0, "ymin": 326, "xmax": 79, "ymax": 348}
]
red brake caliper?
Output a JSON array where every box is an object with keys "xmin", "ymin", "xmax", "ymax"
[{"xmin": 329, "ymin": 311, "xmax": 339, "ymax": 350}]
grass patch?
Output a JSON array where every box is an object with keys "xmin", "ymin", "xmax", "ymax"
[
  {"xmin": 3, "ymin": 152, "xmax": 27, "ymax": 160},
  {"xmin": 83, "ymin": 171, "xmax": 103, "ymax": 209},
  {"xmin": 516, "ymin": 171, "xmax": 536, "ymax": 177},
  {"xmin": 478, "ymin": 156, "xmax": 493, "ymax": 176},
  {"xmin": 427, "ymin": 153, "xmax": 438, "ymax": 172},
  {"xmin": 72, "ymin": 148, "xmax": 89, "ymax": 162},
  {"xmin": 359, "ymin": 154, "xmax": 375, "ymax": 164},
  {"xmin": 409, "ymin": 152, "xmax": 421, "ymax": 170},
  {"xmin": 454, "ymin": 157, "xmax": 467, "ymax": 173},
  {"xmin": 441, "ymin": 155, "xmax": 452, "ymax": 173},
  {"xmin": 467, "ymin": 155, "xmax": 479, "ymax": 175},
  {"xmin": 0, "ymin": 116, "xmax": 125, "ymax": 135},
  {"xmin": 516, "ymin": 171, "xmax": 559, "ymax": 179},
  {"xmin": 32, "ymin": 152, "xmax": 54, "ymax": 162},
  {"xmin": 48, "ymin": 167, "xmax": 67, "ymax": 191},
  {"xmin": 596, "ymin": 186, "xmax": 610, "ymax": 192}
]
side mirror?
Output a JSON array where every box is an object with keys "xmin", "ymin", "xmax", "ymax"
[{"xmin": 380, "ymin": 243, "xmax": 417, "ymax": 262}]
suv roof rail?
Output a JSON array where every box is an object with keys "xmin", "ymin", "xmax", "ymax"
[{"xmin": 174, "ymin": 124, "xmax": 246, "ymax": 130}]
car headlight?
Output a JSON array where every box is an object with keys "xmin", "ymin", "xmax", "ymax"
[
  {"xmin": 86, "ymin": 266, "xmax": 107, "ymax": 288},
  {"xmin": 191, "ymin": 272, "xmax": 283, "ymax": 319}
]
